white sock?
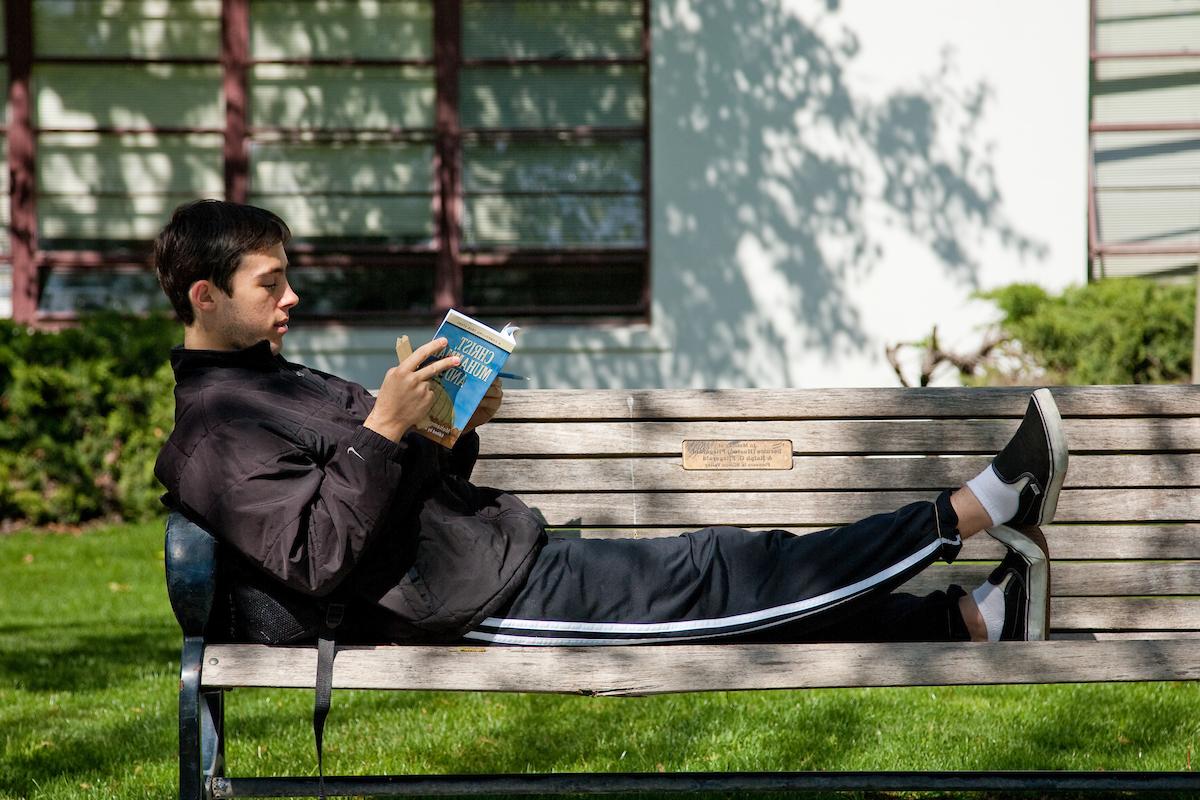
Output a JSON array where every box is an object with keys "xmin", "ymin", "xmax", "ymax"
[
  {"xmin": 964, "ymin": 464, "xmax": 1027, "ymax": 527},
  {"xmin": 971, "ymin": 578, "xmax": 1007, "ymax": 642}
]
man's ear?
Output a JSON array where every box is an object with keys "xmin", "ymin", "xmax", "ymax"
[{"xmin": 188, "ymin": 280, "xmax": 220, "ymax": 316}]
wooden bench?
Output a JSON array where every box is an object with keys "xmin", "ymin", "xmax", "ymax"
[{"xmin": 166, "ymin": 385, "xmax": 1200, "ymax": 799}]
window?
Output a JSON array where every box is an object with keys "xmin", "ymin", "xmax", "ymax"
[
  {"xmin": 13, "ymin": 0, "xmax": 650, "ymax": 324},
  {"xmin": 458, "ymin": 0, "xmax": 649, "ymax": 319}
]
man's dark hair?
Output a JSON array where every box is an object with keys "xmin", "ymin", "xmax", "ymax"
[{"xmin": 153, "ymin": 199, "xmax": 292, "ymax": 325}]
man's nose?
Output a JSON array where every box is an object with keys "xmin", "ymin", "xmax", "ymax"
[{"xmin": 280, "ymin": 283, "xmax": 300, "ymax": 310}]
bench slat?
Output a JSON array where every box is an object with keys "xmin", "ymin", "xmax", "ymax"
[
  {"xmin": 515, "ymin": 489, "xmax": 1199, "ymax": 526},
  {"xmin": 1053, "ymin": 597, "xmax": 1200, "ymax": 631},
  {"xmin": 557, "ymin": 524, "xmax": 1200, "ymax": 561},
  {"xmin": 899, "ymin": 561, "xmax": 1200, "ymax": 597},
  {"xmin": 473, "ymin": 453, "xmax": 1200, "ymax": 491},
  {"xmin": 495, "ymin": 386, "xmax": 1200, "ymax": 421},
  {"xmin": 479, "ymin": 418, "xmax": 1200, "ymax": 456},
  {"xmin": 200, "ymin": 639, "xmax": 1200, "ymax": 694}
]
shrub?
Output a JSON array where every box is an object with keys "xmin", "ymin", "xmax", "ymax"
[
  {"xmin": 979, "ymin": 278, "xmax": 1194, "ymax": 385},
  {"xmin": 0, "ymin": 313, "xmax": 178, "ymax": 525}
]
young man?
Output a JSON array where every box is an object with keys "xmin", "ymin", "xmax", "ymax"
[{"xmin": 154, "ymin": 200, "xmax": 1068, "ymax": 647}]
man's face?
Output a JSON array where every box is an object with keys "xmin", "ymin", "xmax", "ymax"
[{"xmin": 208, "ymin": 243, "xmax": 299, "ymax": 354}]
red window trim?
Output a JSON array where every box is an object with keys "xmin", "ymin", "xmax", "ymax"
[{"xmin": 222, "ymin": 0, "xmax": 250, "ymax": 204}]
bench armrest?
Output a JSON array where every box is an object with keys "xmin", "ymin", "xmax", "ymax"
[{"xmin": 164, "ymin": 512, "xmax": 218, "ymax": 637}]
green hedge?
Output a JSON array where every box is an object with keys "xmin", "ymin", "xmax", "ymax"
[
  {"xmin": 980, "ymin": 278, "xmax": 1194, "ymax": 385},
  {"xmin": 0, "ymin": 313, "xmax": 178, "ymax": 525}
]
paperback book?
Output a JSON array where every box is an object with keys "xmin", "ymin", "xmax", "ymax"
[{"xmin": 397, "ymin": 309, "xmax": 519, "ymax": 448}]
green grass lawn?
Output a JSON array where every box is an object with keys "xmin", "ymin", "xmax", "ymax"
[{"xmin": 3, "ymin": 521, "xmax": 1200, "ymax": 800}]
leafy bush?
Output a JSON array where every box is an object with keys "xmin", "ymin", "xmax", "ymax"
[
  {"xmin": 0, "ymin": 313, "xmax": 178, "ymax": 525},
  {"xmin": 978, "ymin": 278, "xmax": 1194, "ymax": 385}
]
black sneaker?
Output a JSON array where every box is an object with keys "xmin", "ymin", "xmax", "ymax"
[
  {"xmin": 983, "ymin": 530, "xmax": 1051, "ymax": 641},
  {"xmin": 990, "ymin": 388, "xmax": 1068, "ymax": 526}
]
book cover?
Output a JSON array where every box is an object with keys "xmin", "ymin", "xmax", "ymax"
[{"xmin": 400, "ymin": 309, "xmax": 519, "ymax": 448}]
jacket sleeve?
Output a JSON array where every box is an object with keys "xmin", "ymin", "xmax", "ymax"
[
  {"xmin": 446, "ymin": 430, "xmax": 480, "ymax": 481},
  {"xmin": 337, "ymin": 367, "xmax": 481, "ymax": 480},
  {"xmin": 177, "ymin": 419, "xmax": 417, "ymax": 596}
]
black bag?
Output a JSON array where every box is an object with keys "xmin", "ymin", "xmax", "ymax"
[
  {"xmin": 220, "ymin": 555, "xmax": 344, "ymax": 797},
  {"xmin": 222, "ymin": 557, "xmax": 330, "ymax": 644}
]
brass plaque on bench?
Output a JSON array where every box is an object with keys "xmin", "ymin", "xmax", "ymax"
[{"xmin": 682, "ymin": 440, "xmax": 793, "ymax": 470}]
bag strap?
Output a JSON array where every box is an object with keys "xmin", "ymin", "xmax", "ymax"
[{"xmin": 314, "ymin": 603, "xmax": 344, "ymax": 799}]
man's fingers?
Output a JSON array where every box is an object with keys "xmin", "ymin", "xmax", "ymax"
[
  {"xmin": 414, "ymin": 353, "xmax": 461, "ymax": 381},
  {"xmin": 401, "ymin": 337, "xmax": 449, "ymax": 370}
]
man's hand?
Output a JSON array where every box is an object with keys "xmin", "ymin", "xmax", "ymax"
[
  {"xmin": 465, "ymin": 378, "xmax": 504, "ymax": 433},
  {"xmin": 364, "ymin": 337, "xmax": 461, "ymax": 442}
]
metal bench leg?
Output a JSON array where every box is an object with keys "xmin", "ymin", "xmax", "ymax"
[
  {"xmin": 200, "ymin": 689, "xmax": 226, "ymax": 784},
  {"xmin": 179, "ymin": 637, "xmax": 209, "ymax": 800}
]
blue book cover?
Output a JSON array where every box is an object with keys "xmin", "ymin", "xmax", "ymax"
[{"xmin": 412, "ymin": 309, "xmax": 519, "ymax": 447}]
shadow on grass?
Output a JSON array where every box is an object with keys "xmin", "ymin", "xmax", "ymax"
[
  {"xmin": 318, "ymin": 690, "xmax": 878, "ymax": 775},
  {"xmin": 0, "ymin": 704, "xmax": 176, "ymax": 799},
  {"xmin": 0, "ymin": 623, "xmax": 180, "ymax": 798},
  {"xmin": 216, "ymin": 681, "xmax": 1200, "ymax": 777},
  {"xmin": 952, "ymin": 684, "xmax": 1200, "ymax": 773},
  {"xmin": 0, "ymin": 625, "xmax": 177, "ymax": 693}
]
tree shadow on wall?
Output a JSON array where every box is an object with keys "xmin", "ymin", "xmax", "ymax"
[{"xmin": 531, "ymin": 0, "xmax": 1048, "ymax": 389}]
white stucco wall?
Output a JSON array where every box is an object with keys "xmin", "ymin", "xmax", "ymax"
[{"xmin": 287, "ymin": 0, "xmax": 1088, "ymax": 389}]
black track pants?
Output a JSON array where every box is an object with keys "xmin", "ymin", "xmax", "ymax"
[{"xmin": 464, "ymin": 491, "xmax": 970, "ymax": 645}]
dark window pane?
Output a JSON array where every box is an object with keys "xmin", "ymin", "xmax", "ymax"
[
  {"xmin": 460, "ymin": 65, "xmax": 644, "ymax": 129},
  {"xmin": 35, "ymin": 0, "xmax": 221, "ymax": 58},
  {"xmin": 248, "ymin": 194, "xmax": 435, "ymax": 247},
  {"xmin": 463, "ymin": 138, "xmax": 642, "ymax": 192},
  {"xmin": 249, "ymin": 140, "xmax": 435, "ymax": 246},
  {"xmin": 250, "ymin": 65, "xmax": 435, "ymax": 130},
  {"xmin": 463, "ymin": 262, "xmax": 644, "ymax": 312},
  {"xmin": 462, "ymin": 0, "xmax": 642, "ymax": 59},
  {"xmin": 38, "ymin": 269, "xmax": 169, "ymax": 314},
  {"xmin": 35, "ymin": 64, "xmax": 223, "ymax": 129},
  {"xmin": 252, "ymin": 0, "xmax": 433, "ymax": 60},
  {"xmin": 38, "ymin": 132, "xmax": 223, "ymax": 250},
  {"xmin": 288, "ymin": 265, "xmax": 435, "ymax": 316},
  {"xmin": 464, "ymin": 194, "xmax": 643, "ymax": 248}
]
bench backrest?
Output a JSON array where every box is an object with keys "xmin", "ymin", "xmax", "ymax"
[{"xmin": 477, "ymin": 386, "xmax": 1200, "ymax": 641}]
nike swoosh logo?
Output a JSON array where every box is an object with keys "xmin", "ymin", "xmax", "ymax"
[{"xmin": 347, "ymin": 446, "xmax": 366, "ymax": 462}]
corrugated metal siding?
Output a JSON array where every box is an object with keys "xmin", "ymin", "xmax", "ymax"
[
  {"xmin": 1094, "ymin": 256, "xmax": 1195, "ymax": 284},
  {"xmin": 1096, "ymin": 190, "xmax": 1200, "ymax": 244},
  {"xmin": 1090, "ymin": 0, "xmax": 1200, "ymax": 280},
  {"xmin": 1095, "ymin": 0, "xmax": 1200, "ymax": 52},
  {"xmin": 1092, "ymin": 57, "xmax": 1200, "ymax": 125},
  {"xmin": 1094, "ymin": 130, "xmax": 1200, "ymax": 186}
]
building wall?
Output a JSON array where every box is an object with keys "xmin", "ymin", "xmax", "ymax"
[{"xmin": 287, "ymin": 0, "xmax": 1087, "ymax": 388}]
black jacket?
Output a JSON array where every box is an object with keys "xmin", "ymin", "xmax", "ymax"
[{"xmin": 154, "ymin": 341, "xmax": 545, "ymax": 641}]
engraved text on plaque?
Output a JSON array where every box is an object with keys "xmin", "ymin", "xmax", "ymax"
[{"xmin": 681, "ymin": 440, "xmax": 793, "ymax": 470}]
